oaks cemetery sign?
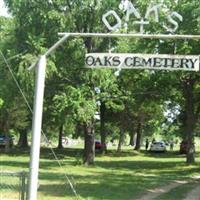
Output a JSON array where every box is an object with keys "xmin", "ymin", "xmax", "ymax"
[
  {"xmin": 85, "ymin": 53, "xmax": 199, "ymax": 71},
  {"xmin": 84, "ymin": 0, "xmax": 199, "ymax": 72}
]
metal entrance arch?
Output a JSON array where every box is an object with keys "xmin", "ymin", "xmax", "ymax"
[{"xmin": 28, "ymin": 32, "xmax": 200, "ymax": 200}]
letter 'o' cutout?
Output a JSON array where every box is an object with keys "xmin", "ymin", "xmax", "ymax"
[{"xmin": 102, "ymin": 10, "xmax": 122, "ymax": 31}]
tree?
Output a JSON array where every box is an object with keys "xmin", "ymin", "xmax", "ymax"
[
  {"xmin": 0, "ymin": 16, "xmax": 30, "ymax": 151},
  {"xmin": 160, "ymin": 0, "xmax": 200, "ymax": 164},
  {"xmin": 4, "ymin": 0, "xmax": 200, "ymax": 165}
]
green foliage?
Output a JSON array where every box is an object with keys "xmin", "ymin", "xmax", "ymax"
[
  {"xmin": 0, "ymin": 16, "xmax": 30, "ymax": 135},
  {"xmin": 53, "ymin": 85, "xmax": 96, "ymax": 124},
  {"xmin": 0, "ymin": 98, "xmax": 3, "ymax": 108}
]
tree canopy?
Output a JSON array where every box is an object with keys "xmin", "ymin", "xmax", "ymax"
[{"xmin": 1, "ymin": 0, "xmax": 200, "ymax": 164}]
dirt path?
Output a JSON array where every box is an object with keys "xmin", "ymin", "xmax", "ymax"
[
  {"xmin": 183, "ymin": 185, "xmax": 200, "ymax": 200},
  {"xmin": 136, "ymin": 175, "xmax": 200, "ymax": 200},
  {"xmin": 183, "ymin": 175, "xmax": 200, "ymax": 200},
  {"xmin": 136, "ymin": 180, "xmax": 188, "ymax": 200}
]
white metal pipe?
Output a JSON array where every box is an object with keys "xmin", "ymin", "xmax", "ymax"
[
  {"xmin": 28, "ymin": 55, "xmax": 46, "ymax": 200},
  {"xmin": 58, "ymin": 32, "xmax": 200, "ymax": 40},
  {"xmin": 28, "ymin": 59, "xmax": 38, "ymax": 71},
  {"xmin": 28, "ymin": 34, "xmax": 70, "ymax": 71},
  {"xmin": 45, "ymin": 33, "xmax": 70, "ymax": 57}
]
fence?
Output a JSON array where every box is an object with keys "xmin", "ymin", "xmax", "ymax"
[{"xmin": 0, "ymin": 171, "xmax": 28, "ymax": 200}]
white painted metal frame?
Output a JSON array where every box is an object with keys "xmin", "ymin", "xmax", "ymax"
[
  {"xmin": 58, "ymin": 32, "xmax": 200, "ymax": 40},
  {"xmin": 28, "ymin": 56, "xmax": 46, "ymax": 200},
  {"xmin": 28, "ymin": 32, "xmax": 200, "ymax": 200}
]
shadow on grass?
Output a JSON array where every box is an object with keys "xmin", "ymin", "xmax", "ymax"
[
  {"xmin": 1, "ymin": 147, "xmax": 199, "ymax": 158},
  {"xmin": 37, "ymin": 171, "xmax": 154, "ymax": 199},
  {"xmin": 37, "ymin": 165, "xmax": 200, "ymax": 200},
  {"xmin": 0, "ymin": 159, "xmax": 78, "ymax": 171},
  {"xmin": 0, "ymin": 147, "xmax": 83, "ymax": 159},
  {"xmin": 1, "ymin": 147, "xmax": 200, "ymax": 200},
  {"xmin": 1, "ymin": 147, "xmax": 199, "ymax": 169},
  {"xmin": 35, "ymin": 156, "xmax": 200, "ymax": 200},
  {"xmin": 38, "ymin": 183, "xmax": 75, "ymax": 198}
]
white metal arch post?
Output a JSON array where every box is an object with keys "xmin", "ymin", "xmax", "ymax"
[{"xmin": 28, "ymin": 32, "xmax": 200, "ymax": 200}]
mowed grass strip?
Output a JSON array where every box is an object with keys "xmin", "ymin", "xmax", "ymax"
[{"xmin": 0, "ymin": 148, "xmax": 200, "ymax": 200}]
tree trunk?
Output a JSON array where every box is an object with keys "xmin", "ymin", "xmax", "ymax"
[
  {"xmin": 18, "ymin": 129, "xmax": 28, "ymax": 148},
  {"xmin": 129, "ymin": 131, "xmax": 135, "ymax": 146},
  {"xmin": 83, "ymin": 122, "xmax": 95, "ymax": 165},
  {"xmin": 5, "ymin": 133, "xmax": 10, "ymax": 153},
  {"xmin": 135, "ymin": 119, "xmax": 142, "ymax": 151},
  {"xmin": 117, "ymin": 129, "xmax": 124, "ymax": 153},
  {"xmin": 2, "ymin": 121, "xmax": 10, "ymax": 153},
  {"xmin": 179, "ymin": 111, "xmax": 187, "ymax": 141},
  {"xmin": 100, "ymin": 102, "xmax": 107, "ymax": 154},
  {"xmin": 57, "ymin": 125, "xmax": 63, "ymax": 149},
  {"xmin": 183, "ymin": 79, "xmax": 196, "ymax": 164}
]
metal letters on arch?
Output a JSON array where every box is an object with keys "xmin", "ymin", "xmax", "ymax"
[{"xmin": 102, "ymin": 0, "xmax": 183, "ymax": 33}]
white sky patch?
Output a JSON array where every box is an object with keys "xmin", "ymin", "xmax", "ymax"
[
  {"xmin": 0, "ymin": 0, "xmax": 10, "ymax": 17},
  {"xmin": 164, "ymin": 103, "xmax": 180, "ymax": 123}
]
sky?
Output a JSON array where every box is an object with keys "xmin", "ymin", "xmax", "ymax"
[{"xmin": 0, "ymin": 0, "xmax": 10, "ymax": 17}]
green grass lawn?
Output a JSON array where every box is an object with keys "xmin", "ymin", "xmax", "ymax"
[{"xmin": 1, "ymin": 148, "xmax": 200, "ymax": 200}]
